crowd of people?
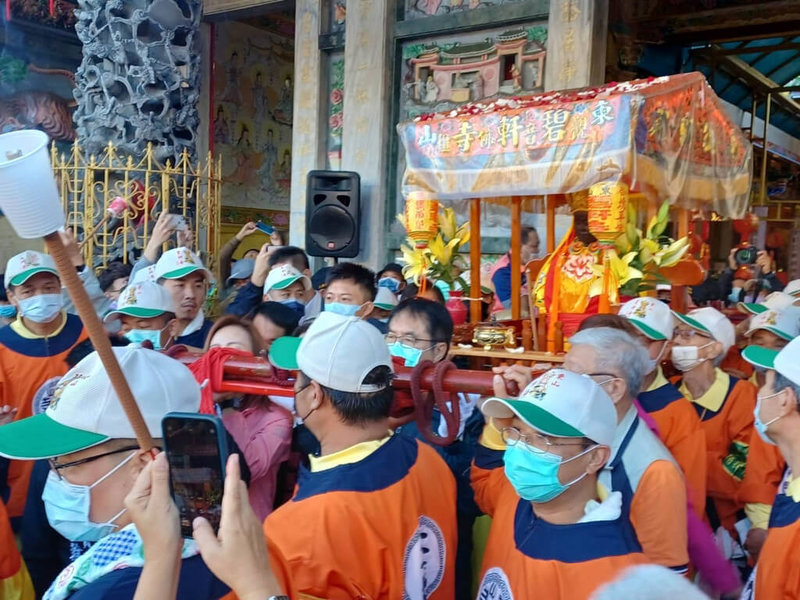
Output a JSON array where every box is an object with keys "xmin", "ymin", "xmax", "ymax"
[{"xmin": 0, "ymin": 216, "xmax": 798, "ymax": 600}]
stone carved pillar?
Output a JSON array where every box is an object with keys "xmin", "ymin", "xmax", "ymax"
[
  {"xmin": 73, "ymin": 0, "xmax": 203, "ymax": 163},
  {"xmin": 546, "ymin": 0, "xmax": 608, "ymax": 91},
  {"xmin": 340, "ymin": 0, "xmax": 392, "ymax": 268},
  {"xmin": 289, "ymin": 0, "xmax": 326, "ymax": 248}
]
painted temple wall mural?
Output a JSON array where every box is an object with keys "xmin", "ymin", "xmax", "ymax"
[
  {"xmin": 213, "ymin": 19, "xmax": 293, "ymax": 220},
  {"xmin": 0, "ymin": 3, "xmax": 80, "ymax": 145},
  {"xmin": 395, "ymin": 22, "xmax": 549, "ymax": 241}
]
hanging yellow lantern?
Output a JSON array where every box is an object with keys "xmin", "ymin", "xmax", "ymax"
[
  {"xmin": 404, "ymin": 191, "xmax": 439, "ymax": 249},
  {"xmin": 587, "ymin": 181, "xmax": 629, "ymax": 245}
]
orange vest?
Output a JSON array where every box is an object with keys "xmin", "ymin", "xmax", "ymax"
[
  {"xmin": 747, "ymin": 490, "xmax": 800, "ymax": 599},
  {"xmin": 472, "ymin": 445, "xmax": 648, "ymax": 598},
  {"xmin": 638, "ymin": 382, "xmax": 707, "ymax": 518},
  {"xmin": 0, "ymin": 314, "xmax": 87, "ymax": 517},
  {"xmin": 264, "ymin": 435, "xmax": 457, "ymax": 600}
]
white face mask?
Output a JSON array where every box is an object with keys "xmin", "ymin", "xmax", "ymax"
[
  {"xmin": 645, "ymin": 341, "xmax": 668, "ymax": 374},
  {"xmin": 670, "ymin": 342, "xmax": 713, "ymax": 372}
]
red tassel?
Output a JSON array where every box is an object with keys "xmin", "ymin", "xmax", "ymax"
[
  {"xmin": 6, "ymin": 0, "xmax": 11, "ymax": 22},
  {"xmin": 49, "ymin": 0, "xmax": 54, "ymax": 17}
]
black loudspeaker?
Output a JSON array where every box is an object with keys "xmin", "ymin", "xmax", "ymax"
[{"xmin": 305, "ymin": 170, "xmax": 361, "ymax": 258}]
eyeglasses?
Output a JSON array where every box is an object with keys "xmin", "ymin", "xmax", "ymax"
[
  {"xmin": 385, "ymin": 332, "xmax": 437, "ymax": 346},
  {"xmin": 585, "ymin": 372, "xmax": 620, "ymax": 386},
  {"xmin": 673, "ymin": 328, "xmax": 710, "ymax": 341},
  {"xmin": 48, "ymin": 445, "xmax": 140, "ymax": 480},
  {"xmin": 293, "ymin": 381, "xmax": 312, "ymax": 396},
  {"xmin": 501, "ymin": 427, "xmax": 588, "ymax": 451}
]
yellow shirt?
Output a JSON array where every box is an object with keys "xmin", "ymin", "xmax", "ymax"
[
  {"xmin": 10, "ymin": 312, "xmax": 67, "ymax": 339},
  {"xmin": 680, "ymin": 368, "xmax": 729, "ymax": 414},
  {"xmin": 309, "ymin": 435, "xmax": 392, "ymax": 472},
  {"xmin": 646, "ymin": 366, "xmax": 670, "ymax": 392}
]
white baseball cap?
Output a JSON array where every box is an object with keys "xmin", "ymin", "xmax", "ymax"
[
  {"xmin": 0, "ymin": 346, "xmax": 200, "ymax": 459},
  {"xmin": 618, "ymin": 297, "xmax": 673, "ymax": 341},
  {"xmin": 784, "ymin": 279, "xmax": 800, "ymax": 298},
  {"xmin": 745, "ymin": 307, "xmax": 800, "ymax": 341},
  {"xmin": 673, "ymin": 306, "xmax": 736, "ymax": 355},
  {"xmin": 264, "ymin": 264, "xmax": 311, "ymax": 294},
  {"xmin": 742, "ymin": 336, "xmax": 800, "ymax": 388},
  {"xmin": 131, "ymin": 264, "xmax": 158, "ymax": 284},
  {"xmin": 374, "ymin": 287, "xmax": 398, "ymax": 311},
  {"xmin": 481, "ymin": 369, "xmax": 617, "ymax": 447},
  {"xmin": 155, "ymin": 247, "xmax": 210, "ymax": 281},
  {"xmin": 269, "ymin": 311, "xmax": 392, "ymax": 393},
  {"xmin": 103, "ymin": 281, "xmax": 176, "ymax": 323},
  {"xmin": 738, "ymin": 291, "xmax": 797, "ymax": 315},
  {"xmin": 5, "ymin": 250, "xmax": 59, "ymax": 289}
]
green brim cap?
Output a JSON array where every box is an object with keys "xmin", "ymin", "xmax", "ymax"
[
  {"xmin": 374, "ymin": 303, "xmax": 395, "ymax": 311},
  {"xmin": 270, "ymin": 276, "xmax": 301, "ymax": 290},
  {"xmin": 626, "ymin": 318, "xmax": 667, "ymax": 341},
  {"xmin": 738, "ymin": 302, "xmax": 768, "ymax": 315},
  {"xmin": 741, "ymin": 345, "xmax": 778, "ymax": 371},
  {"xmin": 161, "ymin": 266, "xmax": 207, "ymax": 280},
  {"xmin": 672, "ymin": 312, "xmax": 713, "ymax": 335},
  {"xmin": 482, "ymin": 397, "xmax": 585, "ymax": 438},
  {"xmin": 0, "ymin": 413, "xmax": 108, "ymax": 460},
  {"xmin": 750, "ymin": 326, "xmax": 794, "ymax": 342},
  {"xmin": 269, "ymin": 336, "xmax": 301, "ymax": 370},
  {"xmin": 103, "ymin": 306, "xmax": 167, "ymax": 322},
  {"xmin": 9, "ymin": 267, "xmax": 59, "ymax": 287}
]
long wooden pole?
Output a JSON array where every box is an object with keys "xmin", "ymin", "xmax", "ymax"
[
  {"xmin": 469, "ymin": 197, "xmax": 482, "ymax": 323},
  {"xmin": 759, "ymin": 93, "xmax": 772, "ymax": 204},
  {"xmin": 510, "ymin": 196, "xmax": 522, "ymax": 320},
  {"xmin": 671, "ymin": 208, "xmax": 690, "ymax": 314},
  {"xmin": 546, "ymin": 195, "xmax": 556, "ymax": 254},
  {"xmin": 44, "ymin": 232, "xmax": 155, "ymax": 451}
]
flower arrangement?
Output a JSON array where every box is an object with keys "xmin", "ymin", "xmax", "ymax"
[
  {"xmin": 600, "ymin": 201, "xmax": 690, "ymax": 297},
  {"xmin": 398, "ymin": 206, "xmax": 470, "ymax": 290}
]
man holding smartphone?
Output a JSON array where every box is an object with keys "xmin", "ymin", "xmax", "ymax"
[
  {"xmin": 267, "ymin": 312, "xmax": 457, "ymax": 599},
  {"xmin": 0, "ymin": 345, "xmax": 229, "ymax": 599}
]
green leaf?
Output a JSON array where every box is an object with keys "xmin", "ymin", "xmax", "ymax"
[
  {"xmin": 455, "ymin": 276, "xmax": 469, "ymax": 292},
  {"xmin": 657, "ymin": 201, "xmax": 670, "ymax": 224}
]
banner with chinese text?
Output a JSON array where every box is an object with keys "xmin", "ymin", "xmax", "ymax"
[{"xmin": 398, "ymin": 72, "xmax": 752, "ymax": 218}]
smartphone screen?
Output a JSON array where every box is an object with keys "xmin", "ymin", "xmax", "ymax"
[
  {"xmin": 256, "ymin": 221, "xmax": 274, "ymax": 235},
  {"xmin": 162, "ymin": 413, "xmax": 229, "ymax": 538}
]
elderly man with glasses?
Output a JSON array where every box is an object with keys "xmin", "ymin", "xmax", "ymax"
[
  {"xmin": 472, "ymin": 369, "xmax": 647, "ymax": 598},
  {"xmin": 562, "ymin": 327, "xmax": 689, "ymax": 574},
  {"xmin": 492, "ymin": 328, "xmax": 690, "ymax": 573},
  {"xmin": 671, "ymin": 307, "xmax": 784, "ymax": 561},
  {"xmin": 0, "ymin": 346, "xmax": 229, "ymax": 599}
]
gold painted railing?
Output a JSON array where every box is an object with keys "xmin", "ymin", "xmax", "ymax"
[{"xmin": 51, "ymin": 141, "xmax": 223, "ymax": 272}]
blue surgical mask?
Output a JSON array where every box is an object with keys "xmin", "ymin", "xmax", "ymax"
[
  {"xmin": 279, "ymin": 298, "xmax": 306, "ymax": 319},
  {"xmin": 325, "ymin": 302, "xmax": 361, "ymax": 318},
  {"xmin": 728, "ymin": 287, "xmax": 742, "ymax": 304},
  {"xmin": 753, "ymin": 391, "xmax": 783, "ymax": 446},
  {"xmin": 388, "ymin": 341, "xmax": 424, "ymax": 367},
  {"xmin": 378, "ymin": 278, "xmax": 401, "ymax": 294},
  {"xmin": 124, "ymin": 329, "xmax": 163, "ymax": 349},
  {"xmin": 0, "ymin": 304, "xmax": 17, "ymax": 319},
  {"xmin": 42, "ymin": 452, "xmax": 135, "ymax": 542},
  {"xmin": 18, "ymin": 293, "xmax": 63, "ymax": 323},
  {"xmin": 503, "ymin": 441, "xmax": 594, "ymax": 503}
]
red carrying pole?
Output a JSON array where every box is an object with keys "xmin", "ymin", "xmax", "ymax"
[{"xmin": 173, "ymin": 352, "xmax": 517, "ymax": 397}]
